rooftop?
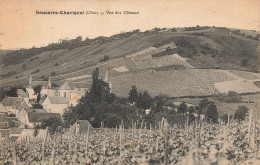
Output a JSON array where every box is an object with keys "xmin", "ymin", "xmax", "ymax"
[
  {"xmin": 0, "ymin": 97, "xmax": 22, "ymax": 108},
  {"xmin": 59, "ymin": 81, "xmax": 90, "ymax": 90},
  {"xmin": 17, "ymin": 89, "xmax": 29, "ymax": 98},
  {"xmin": 47, "ymin": 96, "xmax": 69, "ymax": 104},
  {"xmin": 27, "ymin": 112, "xmax": 61, "ymax": 123}
]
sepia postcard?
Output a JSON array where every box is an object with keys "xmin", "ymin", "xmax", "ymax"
[{"xmin": 0, "ymin": 0, "xmax": 260, "ymax": 164}]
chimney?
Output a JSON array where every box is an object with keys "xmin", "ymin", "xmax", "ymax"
[
  {"xmin": 48, "ymin": 77, "xmax": 51, "ymax": 88},
  {"xmin": 29, "ymin": 76, "xmax": 32, "ymax": 85}
]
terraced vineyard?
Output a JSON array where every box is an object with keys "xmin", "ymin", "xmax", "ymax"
[{"xmin": 109, "ymin": 69, "xmax": 238, "ymax": 97}]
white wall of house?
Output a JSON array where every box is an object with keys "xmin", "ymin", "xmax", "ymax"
[
  {"xmin": 42, "ymin": 98, "xmax": 68, "ymax": 115},
  {"xmin": 17, "ymin": 109, "xmax": 27, "ymax": 124},
  {"xmin": 58, "ymin": 90, "xmax": 71, "ymax": 98},
  {"xmin": 48, "ymin": 104, "xmax": 68, "ymax": 114},
  {"xmin": 4, "ymin": 106, "xmax": 19, "ymax": 116}
]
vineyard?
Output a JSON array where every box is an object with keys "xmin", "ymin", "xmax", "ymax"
[
  {"xmin": 1, "ymin": 112, "xmax": 259, "ymax": 165},
  {"xmin": 109, "ymin": 69, "xmax": 238, "ymax": 97}
]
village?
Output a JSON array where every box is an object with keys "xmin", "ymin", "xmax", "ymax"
[{"xmin": 0, "ymin": 75, "xmax": 93, "ymax": 142}]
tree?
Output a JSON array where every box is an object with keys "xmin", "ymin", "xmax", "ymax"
[
  {"xmin": 136, "ymin": 92, "xmax": 143, "ymax": 109},
  {"xmin": 153, "ymin": 95, "xmax": 164, "ymax": 113},
  {"xmin": 198, "ymin": 98, "xmax": 210, "ymax": 114},
  {"xmin": 177, "ymin": 102, "xmax": 187, "ymax": 114},
  {"xmin": 142, "ymin": 90, "xmax": 152, "ymax": 110},
  {"xmin": 33, "ymin": 85, "xmax": 41, "ymax": 95},
  {"xmin": 90, "ymin": 67, "xmax": 110, "ymax": 103},
  {"xmin": 128, "ymin": 85, "xmax": 138, "ymax": 104},
  {"xmin": 41, "ymin": 116, "xmax": 62, "ymax": 135},
  {"xmin": 5, "ymin": 87, "xmax": 18, "ymax": 97},
  {"xmin": 205, "ymin": 102, "xmax": 219, "ymax": 123},
  {"xmin": 234, "ymin": 105, "xmax": 248, "ymax": 121},
  {"xmin": 188, "ymin": 106, "xmax": 196, "ymax": 124},
  {"xmin": 33, "ymin": 85, "xmax": 42, "ymax": 103}
]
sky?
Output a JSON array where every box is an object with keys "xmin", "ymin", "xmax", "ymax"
[{"xmin": 0, "ymin": 0, "xmax": 259, "ymax": 49}]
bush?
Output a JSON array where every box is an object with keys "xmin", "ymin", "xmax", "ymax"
[
  {"xmin": 177, "ymin": 102, "xmax": 187, "ymax": 114},
  {"xmin": 205, "ymin": 102, "xmax": 219, "ymax": 123},
  {"xmin": 241, "ymin": 59, "xmax": 248, "ymax": 67},
  {"xmin": 51, "ymin": 72, "xmax": 57, "ymax": 76},
  {"xmin": 234, "ymin": 105, "xmax": 248, "ymax": 121}
]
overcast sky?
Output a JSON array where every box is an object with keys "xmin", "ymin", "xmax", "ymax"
[{"xmin": 0, "ymin": 0, "xmax": 259, "ymax": 49}]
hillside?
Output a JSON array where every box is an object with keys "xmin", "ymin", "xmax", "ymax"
[{"xmin": 0, "ymin": 27, "xmax": 259, "ymax": 98}]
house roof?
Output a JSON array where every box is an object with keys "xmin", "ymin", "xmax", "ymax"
[
  {"xmin": 0, "ymin": 113, "xmax": 6, "ymax": 122},
  {"xmin": 10, "ymin": 127, "xmax": 23, "ymax": 134},
  {"xmin": 27, "ymin": 112, "xmax": 61, "ymax": 123},
  {"xmin": 0, "ymin": 97, "xmax": 22, "ymax": 108},
  {"xmin": 0, "ymin": 122, "xmax": 8, "ymax": 129},
  {"xmin": 65, "ymin": 120, "xmax": 96, "ymax": 135},
  {"xmin": 18, "ymin": 101, "xmax": 29, "ymax": 111},
  {"xmin": 59, "ymin": 81, "xmax": 90, "ymax": 90},
  {"xmin": 25, "ymin": 108, "xmax": 47, "ymax": 113},
  {"xmin": 47, "ymin": 96, "xmax": 69, "ymax": 104},
  {"xmin": 28, "ymin": 81, "xmax": 49, "ymax": 88},
  {"xmin": 0, "ymin": 104, "xmax": 8, "ymax": 113},
  {"xmin": 17, "ymin": 89, "xmax": 29, "ymax": 98}
]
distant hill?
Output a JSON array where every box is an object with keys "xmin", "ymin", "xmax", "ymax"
[
  {"xmin": 0, "ymin": 26, "xmax": 259, "ymax": 97},
  {"xmin": 0, "ymin": 49, "xmax": 14, "ymax": 56}
]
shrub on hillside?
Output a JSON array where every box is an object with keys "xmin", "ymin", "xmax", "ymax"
[
  {"xmin": 234, "ymin": 105, "xmax": 248, "ymax": 121},
  {"xmin": 213, "ymin": 91, "xmax": 242, "ymax": 103}
]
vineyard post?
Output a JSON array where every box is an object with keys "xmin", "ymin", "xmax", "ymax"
[
  {"xmin": 0, "ymin": 131, "xmax": 2, "ymax": 156},
  {"xmin": 193, "ymin": 120, "xmax": 196, "ymax": 142},
  {"xmin": 227, "ymin": 113, "xmax": 230, "ymax": 136},
  {"xmin": 119, "ymin": 124, "xmax": 122, "ymax": 164},
  {"xmin": 85, "ymin": 123, "xmax": 90, "ymax": 154},
  {"xmin": 253, "ymin": 113, "xmax": 256, "ymax": 160},
  {"xmin": 51, "ymin": 146, "xmax": 56, "ymax": 165},
  {"xmin": 132, "ymin": 119, "xmax": 134, "ymax": 136},
  {"xmin": 164, "ymin": 119, "xmax": 169, "ymax": 165},
  {"xmin": 150, "ymin": 123, "xmax": 152, "ymax": 134},
  {"xmin": 69, "ymin": 125, "xmax": 71, "ymax": 154},
  {"xmin": 13, "ymin": 141, "xmax": 17, "ymax": 165},
  {"xmin": 187, "ymin": 114, "xmax": 189, "ymax": 135},
  {"xmin": 139, "ymin": 120, "xmax": 144, "ymax": 141},
  {"xmin": 198, "ymin": 118, "xmax": 201, "ymax": 147},
  {"xmin": 248, "ymin": 109, "xmax": 252, "ymax": 146}
]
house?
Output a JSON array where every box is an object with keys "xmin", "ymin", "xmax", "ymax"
[
  {"xmin": 42, "ymin": 96, "xmax": 69, "ymax": 114},
  {"xmin": 0, "ymin": 113, "xmax": 9, "ymax": 129},
  {"xmin": 63, "ymin": 120, "xmax": 96, "ymax": 139},
  {"xmin": 17, "ymin": 89, "xmax": 29, "ymax": 104},
  {"xmin": 17, "ymin": 107, "xmax": 47, "ymax": 126},
  {"xmin": 25, "ymin": 112, "xmax": 61, "ymax": 128},
  {"xmin": 0, "ymin": 104, "xmax": 8, "ymax": 114},
  {"xmin": 9, "ymin": 127, "xmax": 23, "ymax": 142},
  {"xmin": 6, "ymin": 117, "xmax": 21, "ymax": 128},
  {"xmin": 26, "ymin": 76, "xmax": 56, "ymax": 100},
  {"xmin": 0, "ymin": 97, "xmax": 22, "ymax": 115},
  {"xmin": 0, "ymin": 113, "xmax": 10, "ymax": 143},
  {"xmin": 21, "ymin": 128, "xmax": 49, "ymax": 141},
  {"xmin": 58, "ymin": 81, "xmax": 90, "ymax": 106}
]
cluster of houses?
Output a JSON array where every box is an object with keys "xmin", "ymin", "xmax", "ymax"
[{"xmin": 0, "ymin": 76, "xmax": 92, "ymax": 141}]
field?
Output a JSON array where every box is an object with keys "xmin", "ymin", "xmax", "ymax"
[{"xmin": 1, "ymin": 115, "xmax": 259, "ymax": 165}]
